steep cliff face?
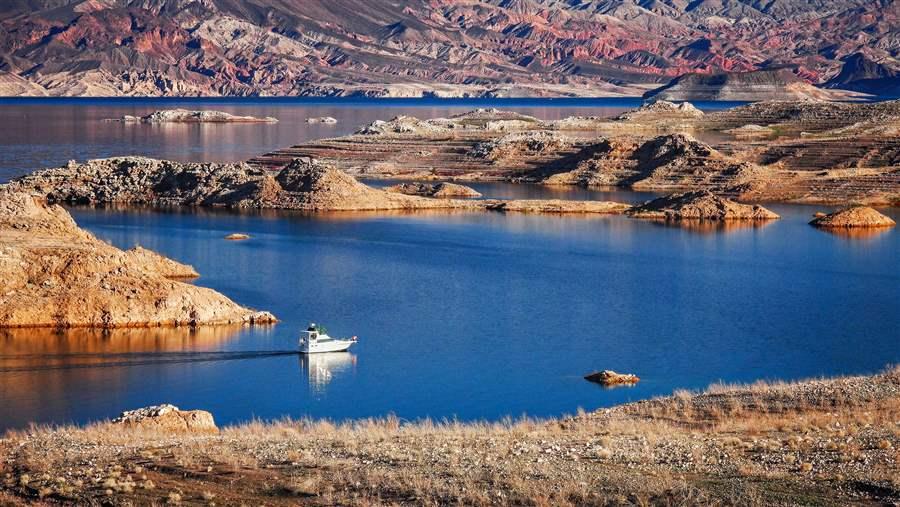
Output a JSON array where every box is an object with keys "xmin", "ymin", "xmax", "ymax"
[{"xmin": 0, "ymin": 0, "xmax": 895, "ymax": 96}]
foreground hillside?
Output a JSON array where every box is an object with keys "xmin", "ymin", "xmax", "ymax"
[
  {"xmin": 1, "ymin": 368, "xmax": 897, "ymax": 505},
  {"xmin": 0, "ymin": 0, "xmax": 898, "ymax": 97}
]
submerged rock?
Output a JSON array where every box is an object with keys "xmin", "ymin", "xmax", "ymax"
[
  {"xmin": 585, "ymin": 370, "xmax": 640, "ymax": 386},
  {"xmin": 113, "ymin": 404, "xmax": 218, "ymax": 433},
  {"xmin": 810, "ymin": 206, "xmax": 896, "ymax": 228},
  {"xmin": 627, "ymin": 190, "xmax": 780, "ymax": 221},
  {"xmin": 113, "ymin": 109, "xmax": 277, "ymax": 123}
]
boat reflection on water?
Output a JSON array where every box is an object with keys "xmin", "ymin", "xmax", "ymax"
[{"xmin": 300, "ymin": 352, "xmax": 357, "ymax": 395}]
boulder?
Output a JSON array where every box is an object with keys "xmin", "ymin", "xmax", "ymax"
[
  {"xmin": 584, "ymin": 370, "xmax": 640, "ymax": 386},
  {"xmin": 113, "ymin": 404, "xmax": 219, "ymax": 433},
  {"xmin": 809, "ymin": 206, "xmax": 896, "ymax": 228},
  {"xmin": 224, "ymin": 233, "xmax": 251, "ymax": 240}
]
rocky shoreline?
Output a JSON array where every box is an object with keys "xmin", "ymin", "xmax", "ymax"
[
  {"xmin": 1, "ymin": 367, "xmax": 897, "ymax": 505},
  {"xmin": 6, "ymin": 155, "xmax": 782, "ymax": 221}
]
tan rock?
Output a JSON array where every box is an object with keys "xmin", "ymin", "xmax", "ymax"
[
  {"xmin": 113, "ymin": 404, "xmax": 218, "ymax": 433},
  {"xmin": 809, "ymin": 206, "xmax": 896, "ymax": 228},
  {"xmin": 584, "ymin": 370, "xmax": 640, "ymax": 386},
  {"xmin": 224, "ymin": 233, "xmax": 251, "ymax": 240},
  {"xmin": 627, "ymin": 190, "xmax": 780, "ymax": 221}
]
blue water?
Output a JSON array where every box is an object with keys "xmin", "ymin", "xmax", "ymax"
[
  {"xmin": 0, "ymin": 97, "xmax": 741, "ymax": 182},
  {"xmin": 0, "ymin": 99, "xmax": 897, "ymax": 431},
  {"xmin": 1, "ymin": 194, "xmax": 896, "ymax": 431}
]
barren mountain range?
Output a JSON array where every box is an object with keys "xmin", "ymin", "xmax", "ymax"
[{"xmin": 1, "ymin": 0, "xmax": 899, "ymax": 97}]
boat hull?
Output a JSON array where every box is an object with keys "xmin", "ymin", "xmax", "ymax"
[{"xmin": 300, "ymin": 340, "xmax": 355, "ymax": 354}]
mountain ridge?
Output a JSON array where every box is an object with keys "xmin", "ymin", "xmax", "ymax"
[{"xmin": 1, "ymin": 0, "xmax": 898, "ymax": 97}]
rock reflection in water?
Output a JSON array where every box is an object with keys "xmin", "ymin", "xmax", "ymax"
[
  {"xmin": 0, "ymin": 325, "xmax": 257, "ymax": 430},
  {"xmin": 300, "ymin": 353, "xmax": 357, "ymax": 395},
  {"xmin": 641, "ymin": 218, "xmax": 776, "ymax": 234}
]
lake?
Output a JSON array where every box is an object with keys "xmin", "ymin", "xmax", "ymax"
[{"xmin": 0, "ymin": 99, "xmax": 897, "ymax": 432}]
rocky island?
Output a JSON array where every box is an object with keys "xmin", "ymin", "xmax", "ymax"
[
  {"xmin": 627, "ymin": 191, "xmax": 780, "ymax": 221},
  {"xmin": 810, "ymin": 206, "xmax": 896, "ymax": 228},
  {"xmin": 111, "ymin": 109, "xmax": 278, "ymax": 124},
  {"xmin": 0, "ymin": 190, "xmax": 275, "ymax": 328}
]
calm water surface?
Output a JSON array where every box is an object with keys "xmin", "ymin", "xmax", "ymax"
[
  {"xmin": 0, "ymin": 99, "xmax": 897, "ymax": 431},
  {"xmin": 0, "ymin": 97, "xmax": 744, "ymax": 182}
]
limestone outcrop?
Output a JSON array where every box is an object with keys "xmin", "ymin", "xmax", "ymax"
[
  {"xmin": 810, "ymin": 206, "xmax": 896, "ymax": 228},
  {"xmin": 627, "ymin": 190, "xmax": 780, "ymax": 221},
  {"xmin": 112, "ymin": 109, "xmax": 277, "ymax": 123},
  {"xmin": 113, "ymin": 404, "xmax": 219, "ymax": 433},
  {"xmin": 0, "ymin": 190, "xmax": 276, "ymax": 328}
]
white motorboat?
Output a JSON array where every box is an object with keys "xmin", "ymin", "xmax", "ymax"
[{"xmin": 299, "ymin": 323, "xmax": 357, "ymax": 354}]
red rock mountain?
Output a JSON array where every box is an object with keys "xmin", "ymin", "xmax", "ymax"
[{"xmin": 1, "ymin": 0, "xmax": 898, "ymax": 97}]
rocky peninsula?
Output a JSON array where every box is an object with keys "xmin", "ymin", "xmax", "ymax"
[
  {"xmin": 1, "ymin": 367, "xmax": 897, "ymax": 505},
  {"xmin": 0, "ymin": 190, "xmax": 274, "ymax": 328}
]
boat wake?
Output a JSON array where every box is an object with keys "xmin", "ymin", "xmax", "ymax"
[{"xmin": 0, "ymin": 350, "xmax": 300, "ymax": 372}]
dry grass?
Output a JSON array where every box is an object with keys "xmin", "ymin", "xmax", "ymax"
[{"xmin": 1, "ymin": 368, "xmax": 898, "ymax": 505}]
